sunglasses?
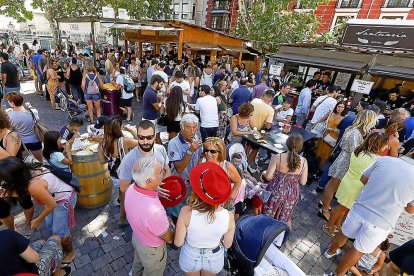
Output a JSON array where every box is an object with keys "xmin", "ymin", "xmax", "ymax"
[
  {"xmin": 204, "ymin": 149, "xmax": 219, "ymax": 154},
  {"xmin": 138, "ymin": 134, "xmax": 155, "ymax": 140}
]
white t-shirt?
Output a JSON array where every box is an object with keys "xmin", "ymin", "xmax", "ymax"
[
  {"xmin": 274, "ymin": 105, "xmax": 294, "ymax": 121},
  {"xmin": 231, "ymin": 80, "xmax": 239, "ymax": 91},
  {"xmin": 195, "ymin": 95, "xmax": 219, "ymax": 128},
  {"xmin": 311, "ymin": 95, "xmax": 337, "ymax": 124},
  {"xmin": 116, "ymin": 74, "xmax": 133, "ymax": 100},
  {"xmin": 153, "ymin": 70, "xmax": 169, "ymax": 92},
  {"xmin": 169, "ymin": 80, "xmax": 191, "ymax": 103}
]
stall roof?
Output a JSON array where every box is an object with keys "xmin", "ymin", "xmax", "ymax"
[
  {"xmin": 271, "ymin": 52, "xmax": 367, "ymax": 72},
  {"xmin": 220, "ymin": 45, "xmax": 249, "ymax": 53},
  {"xmin": 185, "ymin": 43, "xmax": 222, "ymax": 51},
  {"xmin": 369, "ymin": 65, "xmax": 414, "ymax": 80}
]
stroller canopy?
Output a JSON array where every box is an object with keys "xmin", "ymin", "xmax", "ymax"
[{"xmin": 232, "ymin": 215, "xmax": 290, "ymax": 274}]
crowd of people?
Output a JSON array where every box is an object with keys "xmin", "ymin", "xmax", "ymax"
[{"xmin": 0, "ymin": 43, "xmax": 414, "ymax": 276}]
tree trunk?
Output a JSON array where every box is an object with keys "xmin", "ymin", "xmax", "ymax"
[{"xmin": 44, "ymin": 7, "xmax": 60, "ymax": 50}]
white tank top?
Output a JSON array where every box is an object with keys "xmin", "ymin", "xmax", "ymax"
[
  {"xmin": 186, "ymin": 209, "xmax": 229, "ymax": 248},
  {"xmin": 41, "ymin": 173, "xmax": 73, "ymax": 201}
]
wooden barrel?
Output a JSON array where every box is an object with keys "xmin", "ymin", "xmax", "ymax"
[{"xmin": 71, "ymin": 152, "xmax": 113, "ymax": 208}]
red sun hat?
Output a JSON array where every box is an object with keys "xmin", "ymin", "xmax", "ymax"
[
  {"xmin": 189, "ymin": 162, "xmax": 231, "ymax": 206},
  {"xmin": 159, "ymin": 176, "xmax": 187, "ymax": 207}
]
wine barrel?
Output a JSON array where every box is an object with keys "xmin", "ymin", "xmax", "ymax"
[{"xmin": 71, "ymin": 152, "xmax": 112, "ymax": 208}]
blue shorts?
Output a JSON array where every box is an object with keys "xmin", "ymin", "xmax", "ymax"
[
  {"xmin": 179, "ymin": 242, "xmax": 224, "ymax": 274},
  {"xmin": 84, "ymin": 93, "xmax": 100, "ymax": 101},
  {"xmin": 45, "ymin": 193, "xmax": 77, "ymax": 237}
]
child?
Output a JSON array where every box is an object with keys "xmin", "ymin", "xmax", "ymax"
[
  {"xmin": 43, "ymin": 130, "xmax": 73, "ymax": 172},
  {"xmin": 349, "ymin": 239, "xmax": 389, "ymax": 276},
  {"xmin": 60, "ymin": 116, "xmax": 83, "ymax": 144}
]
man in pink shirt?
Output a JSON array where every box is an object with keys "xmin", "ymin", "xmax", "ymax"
[{"xmin": 125, "ymin": 157, "xmax": 175, "ymax": 276}]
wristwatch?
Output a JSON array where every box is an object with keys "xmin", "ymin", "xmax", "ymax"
[{"xmin": 186, "ymin": 149, "xmax": 194, "ymax": 155}]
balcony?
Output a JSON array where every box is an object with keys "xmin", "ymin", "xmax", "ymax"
[
  {"xmin": 384, "ymin": 0, "xmax": 413, "ymax": 8},
  {"xmin": 337, "ymin": 0, "xmax": 362, "ymax": 8}
]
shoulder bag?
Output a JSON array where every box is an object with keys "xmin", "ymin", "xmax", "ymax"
[
  {"xmin": 21, "ymin": 142, "xmax": 42, "ymax": 168},
  {"xmin": 27, "ymin": 108, "xmax": 50, "ymax": 142}
]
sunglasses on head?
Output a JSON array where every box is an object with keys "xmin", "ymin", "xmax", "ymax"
[
  {"xmin": 204, "ymin": 149, "xmax": 219, "ymax": 154},
  {"xmin": 138, "ymin": 134, "xmax": 155, "ymax": 140}
]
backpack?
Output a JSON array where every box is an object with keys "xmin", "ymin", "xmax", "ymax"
[
  {"xmin": 86, "ymin": 74, "xmax": 99, "ymax": 95},
  {"xmin": 123, "ymin": 74, "xmax": 135, "ymax": 93},
  {"xmin": 43, "ymin": 164, "xmax": 81, "ymax": 193}
]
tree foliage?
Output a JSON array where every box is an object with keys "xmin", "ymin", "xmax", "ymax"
[
  {"xmin": 0, "ymin": 0, "xmax": 33, "ymax": 22},
  {"xmin": 234, "ymin": 0, "xmax": 330, "ymax": 53}
]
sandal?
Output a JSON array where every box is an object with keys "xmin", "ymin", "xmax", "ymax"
[
  {"xmin": 317, "ymin": 200, "xmax": 332, "ymax": 211},
  {"xmin": 317, "ymin": 209, "xmax": 330, "ymax": 221},
  {"xmin": 62, "ymin": 266, "xmax": 72, "ymax": 276},
  {"xmin": 61, "ymin": 253, "xmax": 76, "ymax": 267},
  {"xmin": 323, "ymin": 224, "xmax": 337, "ymax": 237}
]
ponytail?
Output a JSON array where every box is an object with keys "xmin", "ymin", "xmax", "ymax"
[{"xmin": 287, "ymin": 150, "xmax": 301, "ymax": 172}]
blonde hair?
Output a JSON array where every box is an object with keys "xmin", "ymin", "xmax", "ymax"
[
  {"xmin": 351, "ymin": 110, "xmax": 377, "ymax": 137},
  {"xmin": 187, "ymin": 190, "xmax": 218, "ymax": 223},
  {"xmin": 203, "ymin": 137, "xmax": 226, "ymax": 162}
]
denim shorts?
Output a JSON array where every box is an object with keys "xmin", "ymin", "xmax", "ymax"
[
  {"xmin": 179, "ymin": 242, "xmax": 224, "ymax": 273},
  {"xmin": 45, "ymin": 193, "xmax": 77, "ymax": 237},
  {"xmin": 84, "ymin": 93, "xmax": 100, "ymax": 101}
]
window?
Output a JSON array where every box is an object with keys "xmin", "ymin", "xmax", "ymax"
[
  {"xmin": 213, "ymin": 0, "xmax": 230, "ymax": 10},
  {"xmin": 385, "ymin": 0, "xmax": 412, "ymax": 8},
  {"xmin": 338, "ymin": 0, "xmax": 361, "ymax": 8},
  {"xmin": 381, "ymin": 15, "xmax": 404, "ymax": 19},
  {"xmin": 211, "ymin": 14, "xmax": 229, "ymax": 31},
  {"xmin": 174, "ymin": 13, "xmax": 180, "ymax": 19},
  {"xmin": 192, "ymin": 4, "xmax": 196, "ymax": 20}
]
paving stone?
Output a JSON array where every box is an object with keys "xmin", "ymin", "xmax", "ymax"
[
  {"xmin": 110, "ymin": 247, "xmax": 126, "ymax": 260},
  {"xmin": 291, "ymin": 248, "xmax": 305, "ymax": 261},
  {"xmin": 303, "ymin": 252, "xmax": 318, "ymax": 266},
  {"xmin": 78, "ymin": 244, "xmax": 91, "ymax": 255},
  {"xmin": 102, "ymin": 243, "xmax": 114, "ymax": 253},
  {"xmin": 124, "ymin": 250, "xmax": 134, "ymax": 263},
  {"xmin": 89, "ymin": 247, "xmax": 105, "ymax": 261},
  {"xmin": 123, "ymin": 241, "xmax": 134, "ymax": 253},
  {"xmin": 297, "ymin": 259, "xmax": 313, "ymax": 274},
  {"xmin": 71, "ymin": 263, "xmax": 94, "ymax": 276},
  {"xmin": 308, "ymin": 264, "xmax": 326, "ymax": 275},
  {"xmin": 112, "ymin": 268, "xmax": 129, "ymax": 276},
  {"xmin": 110, "ymin": 237, "xmax": 126, "ymax": 249},
  {"xmin": 296, "ymin": 241, "xmax": 311, "ymax": 254},
  {"xmin": 74, "ymin": 254, "xmax": 91, "ymax": 269},
  {"xmin": 91, "ymin": 253, "xmax": 113, "ymax": 271},
  {"xmin": 100, "ymin": 263, "xmax": 114, "ymax": 275},
  {"xmin": 111, "ymin": 257, "xmax": 127, "ymax": 271}
]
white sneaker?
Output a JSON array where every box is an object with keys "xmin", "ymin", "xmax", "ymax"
[{"xmin": 323, "ymin": 248, "xmax": 341, "ymax": 259}]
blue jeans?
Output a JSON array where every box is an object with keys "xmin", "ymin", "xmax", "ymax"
[
  {"xmin": 3, "ymin": 86, "xmax": 20, "ymax": 108},
  {"xmin": 318, "ymin": 161, "xmax": 332, "ymax": 189}
]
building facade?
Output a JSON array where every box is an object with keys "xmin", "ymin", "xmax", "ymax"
[
  {"xmin": 205, "ymin": 0, "xmax": 239, "ymax": 33},
  {"xmin": 303, "ymin": 0, "xmax": 414, "ymax": 32},
  {"xmin": 171, "ymin": 0, "xmax": 209, "ymax": 26}
]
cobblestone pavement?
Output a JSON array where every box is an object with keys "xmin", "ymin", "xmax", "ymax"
[{"xmin": 2, "ymin": 81, "xmax": 345, "ymax": 276}]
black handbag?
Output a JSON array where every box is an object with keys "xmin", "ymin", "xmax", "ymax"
[{"xmin": 157, "ymin": 114, "xmax": 168, "ymax": 127}]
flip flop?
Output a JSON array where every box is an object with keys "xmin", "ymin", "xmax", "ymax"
[
  {"xmin": 62, "ymin": 266, "xmax": 71, "ymax": 275},
  {"xmin": 61, "ymin": 254, "xmax": 76, "ymax": 267}
]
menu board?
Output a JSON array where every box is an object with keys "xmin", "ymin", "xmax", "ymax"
[
  {"xmin": 388, "ymin": 211, "xmax": 414, "ymax": 246},
  {"xmin": 269, "ymin": 64, "xmax": 283, "ymax": 76},
  {"xmin": 350, "ymin": 79, "xmax": 374, "ymax": 95}
]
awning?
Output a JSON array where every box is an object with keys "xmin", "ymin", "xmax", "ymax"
[
  {"xmin": 271, "ymin": 52, "xmax": 367, "ymax": 72},
  {"xmin": 184, "ymin": 43, "xmax": 222, "ymax": 51},
  {"xmin": 369, "ymin": 64, "xmax": 414, "ymax": 80},
  {"xmin": 220, "ymin": 45, "xmax": 249, "ymax": 53}
]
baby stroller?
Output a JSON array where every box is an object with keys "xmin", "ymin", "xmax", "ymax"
[
  {"xmin": 228, "ymin": 143, "xmax": 248, "ymax": 170},
  {"xmin": 227, "ymin": 215, "xmax": 305, "ymax": 276},
  {"xmin": 55, "ymin": 88, "xmax": 86, "ymax": 119}
]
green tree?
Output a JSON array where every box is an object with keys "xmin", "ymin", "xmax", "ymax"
[
  {"xmin": 0, "ymin": 0, "xmax": 33, "ymax": 22},
  {"xmin": 234, "ymin": 0, "xmax": 330, "ymax": 53}
]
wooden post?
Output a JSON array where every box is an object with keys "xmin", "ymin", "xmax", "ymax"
[
  {"xmin": 91, "ymin": 21, "xmax": 96, "ymax": 64},
  {"xmin": 238, "ymin": 52, "xmax": 242, "ymax": 65},
  {"xmin": 178, "ymin": 31, "xmax": 184, "ymax": 61},
  {"xmin": 210, "ymin": 50, "xmax": 217, "ymax": 64},
  {"xmin": 138, "ymin": 41, "xmax": 143, "ymax": 61},
  {"xmin": 125, "ymin": 39, "xmax": 128, "ymax": 52}
]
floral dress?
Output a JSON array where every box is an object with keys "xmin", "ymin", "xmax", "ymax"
[
  {"xmin": 264, "ymin": 155, "xmax": 305, "ymax": 222},
  {"xmin": 328, "ymin": 127, "xmax": 363, "ymax": 180}
]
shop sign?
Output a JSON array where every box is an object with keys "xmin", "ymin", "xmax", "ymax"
[
  {"xmin": 388, "ymin": 211, "xmax": 414, "ymax": 246},
  {"xmin": 350, "ymin": 79, "xmax": 374, "ymax": 95},
  {"xmin": 269, "ymin": 64, "xmax": 283, "ymax": 76},
  {"xmin": 342, "ymin": 23, "xmax": 414, "ymax": 51}
]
